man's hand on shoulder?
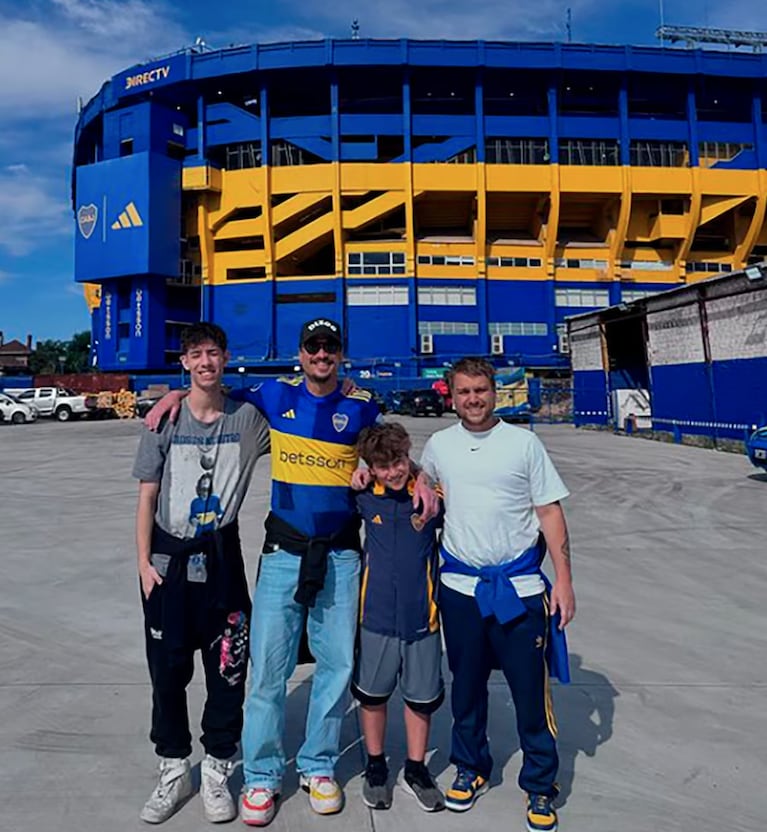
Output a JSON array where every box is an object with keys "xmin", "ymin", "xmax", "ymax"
[
  {"xmin": 351, "ymin": 467, "xmax": 372, "ymax": 491},
  {"xmin": 144, "ymin": 389, "xmax": 187, "ymax": 431},
  {"xmin": 413, "ymin": 469, "xmax": 439, "ymax": 522}
]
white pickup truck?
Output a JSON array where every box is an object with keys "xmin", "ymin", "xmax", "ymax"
[{"xmin": 8, "ymin": 387, "xmax": 90, "ymax": 422}]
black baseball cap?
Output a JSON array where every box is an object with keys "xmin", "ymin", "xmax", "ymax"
[{"xmin": 299, "ymin": 318, "xmax": 343, "ymax": 347}]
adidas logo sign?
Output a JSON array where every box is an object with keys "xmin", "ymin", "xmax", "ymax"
[
  {"xmin": 281, "ymin": 409, "xmax": 296, "ymax": 419},
  {"xmin": 372, "ymin": 514, "xmax": 383, "ymax": 525},
  {"xmin": 111, "ymin": 201, "xmax": 144, "ymax": 230}
]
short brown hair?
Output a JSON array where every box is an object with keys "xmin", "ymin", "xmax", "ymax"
[
  {"xmin": 180, "ymin": 322, "xmax": 228, "ymax": 354},
  {"xmin": 357, "ymin": 422, "xmax": 411, "ymax": 468},
  {"xmin": 447, "ymin": 356, "xmax": 496, "ymax": 391}
]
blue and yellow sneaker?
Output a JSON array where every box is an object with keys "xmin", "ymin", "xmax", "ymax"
[
  {"xmin": 526, "ymin": 793, "xmax": 558, "ymax": 832},
  {"xmin": 444, "ymin": 768, "xmax": 488, "ymax": 812}
]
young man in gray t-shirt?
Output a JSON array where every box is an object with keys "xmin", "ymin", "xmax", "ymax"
[{"xmin": 132, "ymin": 323, "xmax": 269, "ymax": 825}]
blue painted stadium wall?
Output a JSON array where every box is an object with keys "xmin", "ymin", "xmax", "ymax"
[{"xmin": 572, "ymin": 369, "xmax": 609, "ymax": 426}]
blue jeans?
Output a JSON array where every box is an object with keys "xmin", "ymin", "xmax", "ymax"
[{"xmin": 242, "ymin": 547, "xmax": 360, "ymax": 790}]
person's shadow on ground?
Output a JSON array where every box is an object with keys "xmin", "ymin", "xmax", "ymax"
[
  {"xmin": 229, "ymin": 651, "xmax": 617, "ymax": 814},
  {"xmin": 407, "ymin": 651, "xmax": 617, "ymax": 804},
  {"xmin": 551, "ymin": 652, "xmax": 618, "ymax": 805}
]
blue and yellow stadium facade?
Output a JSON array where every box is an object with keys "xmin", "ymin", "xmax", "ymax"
[{"xmin": 72, "ymin": 38, "xmax": 767, "ymax": 373}]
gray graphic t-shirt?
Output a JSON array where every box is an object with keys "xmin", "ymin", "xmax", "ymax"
[{"xmin": 132, "ymin": 398, "xmax": 270, "ymax": 539}]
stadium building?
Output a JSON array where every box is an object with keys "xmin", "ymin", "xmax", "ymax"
[{"xmin": 72, "ymin": 38, "xmax": 767, "ymax": 374}]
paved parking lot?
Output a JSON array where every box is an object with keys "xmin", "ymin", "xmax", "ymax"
[{"xmin": 1, "ymin": 416, "xmax": 765, "ymax": 832}]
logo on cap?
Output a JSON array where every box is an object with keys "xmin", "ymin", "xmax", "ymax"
[{"xmin": 307, "ymin": 319, "xmax": 338, "ymax": 333}]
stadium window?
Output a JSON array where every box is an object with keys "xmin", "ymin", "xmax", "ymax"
[
  {"xmin": 347, "ymin": 251, "xmax": 407, "ymax": 275},
  {"xmin": 621, "ymin": 289, "xmax": 661, "ymax": 302},
  {"xmin": 620, "ymin": 260, "xmax": 673, "ymax": 272},
  {"xmin": 418, "ymin": 286, "xmax": 477, "ymax": 306},
  {"xmin": 120, "ymin": 139, "xmax": 133, "ymax": 157},
  {"xmin": 418, "ymin": 321, "xmax": 479, "ymax": 336},
  {"xmin": 347, "ymin": 285, "xmax": 409, "ymax": 306},
  {"xmin": 489, "ymin": 322, "xmax": 548, "ymax": 336},
  {"xmin": 554, "ymin": 288, "xmax": 610, "ymax": 308},
  {"xmin": 417, "ymin": 254, "xmax": 475, "ymax": 266},
  {"xmin": 486, "ymin": 256, "xmax": 543, "ymax": 268},
  {"xmin": 275, "ymin": 292, "xmax": 337, "ymax": 304},
  {"xmin": 554, "ymin": 258, "xmax": 608, "ymax": 270}
]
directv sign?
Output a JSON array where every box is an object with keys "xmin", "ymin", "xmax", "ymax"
[{"xmin": 115, "ymin": 54, "xmax": 186, "ymax": 97}]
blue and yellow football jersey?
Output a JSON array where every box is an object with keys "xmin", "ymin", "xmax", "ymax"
[{"xmin": 238, "ymin": 378, "xmax": 380, "ymax": 537}]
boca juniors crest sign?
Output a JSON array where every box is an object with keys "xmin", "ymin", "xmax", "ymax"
[{"xmin": 77, "ymin": 204, "xmax": 98, "ymax": 239}]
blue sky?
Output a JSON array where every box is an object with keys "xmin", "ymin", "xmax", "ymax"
[{"xmin": 0, "ymin": 0, "xmax": 763, "ymax": 345}]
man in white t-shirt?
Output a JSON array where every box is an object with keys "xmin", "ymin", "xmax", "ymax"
[{"xmin": 420, "ymin": 357, "xmax": 575, "ymax": 832}]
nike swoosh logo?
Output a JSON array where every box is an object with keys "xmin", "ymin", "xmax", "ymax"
[{"xmin": 470, "ymin": 447, "xmax": 480, "ymax": 451}]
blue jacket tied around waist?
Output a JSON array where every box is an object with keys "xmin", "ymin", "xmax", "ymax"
[{"xmin": 440, "ymin": 535, "xmax": 570, "ymax": 683}]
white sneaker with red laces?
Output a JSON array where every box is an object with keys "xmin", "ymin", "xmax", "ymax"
[{"xmin": 241, "ymin": 786, "xmax": 278, "ymax": 827}]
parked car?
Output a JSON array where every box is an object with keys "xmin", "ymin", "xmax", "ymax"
[
  {"xmin": 385, "ymin": 388, "xmax": 444, "ymax": 417},
  {"xmin": 362, "ymin": 389, "xmax": 387, "ymax": 415},
  {"xmin": 431, "ymin": 377, "xmax": 453, "ymax": 410},
  {"xmin": 12, "ymin": 387, "xmax": 89, "ymax": 421},
  {"xmin": 746, "ymin": 426, "xmax": 767, "ymax": 471},
  {"xmin": 0, "ymin": 392, "xmax": 38, "ymax": 424},
  {"xmin": 383, "ymin": 389, "xmax": 411, "ymax": 414},
  {"xmin": 135, "ymin": 394, "xmax": 164, "ymax": 418}
]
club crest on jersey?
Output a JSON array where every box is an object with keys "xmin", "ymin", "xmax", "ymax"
[
  {"xmin": 332, "ymin": 412, "xmax": 349, "ymax": 432},
  {"xmin": 77, "ymin": 204, "xmax": 98, "ymax": 239}
]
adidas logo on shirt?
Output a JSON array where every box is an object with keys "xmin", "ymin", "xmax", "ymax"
[
  {"xmin": 371, "ymin": 514, "xmax": 383, "ymax": 525},
  {"xmin": 281, "ymin": 409, "xmax": 296, "ymax": 419}
]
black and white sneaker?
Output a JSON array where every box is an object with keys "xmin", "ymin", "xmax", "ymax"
[
  {"xmin": 362, "ymin": 762, "xmax": 392, "ymax": 810},
  {"xmin": 401, "ymin": 763, "xmax": 445, "ymax": 812}
]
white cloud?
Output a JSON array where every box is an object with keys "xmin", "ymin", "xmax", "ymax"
[
  {"xmin": 0, "ymin": 1, "xmax": 189, "ymax": 119},
  {"xmin": 0, "ymin": 165, "xmax": 71, "ymax": 257},
  {"xmin": 50, "ymin": 0, "xmax": 164, "ymax": 40}
]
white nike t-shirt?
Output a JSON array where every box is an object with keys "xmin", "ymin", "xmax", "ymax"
[{"xmin": 420, "ymin": 420, "xmax": 569, "ymax": 597}]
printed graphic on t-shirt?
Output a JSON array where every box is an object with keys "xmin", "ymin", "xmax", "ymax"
[{"xmin": 167, "ymin": 431, "xmax": 241, "ymax": 538}]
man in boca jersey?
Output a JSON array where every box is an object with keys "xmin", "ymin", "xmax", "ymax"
[{"xmin": 145, "ymin": 318, "xmax": 437, "ymax": 826}]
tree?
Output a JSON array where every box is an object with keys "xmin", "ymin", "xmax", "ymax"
[
  {"xmin": 28, "ymin": 339, "xmax": 67, "ymax": 375},
  {"xmin": 65, "ymin": 331, "xmax": 91, "ymax": 373},
  {"xmin": 29, "ymin": 332, "xmax": 91, "ymax": 375}
]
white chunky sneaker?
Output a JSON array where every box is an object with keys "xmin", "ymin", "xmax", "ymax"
[
  {"xmin": 241, "ymin": 786, "xmax": 279, "ymax": 826},
  {"xmin": 299, "ymin": 774, "xmax": 344, "ymax": 815},
  {"xmin": 200, "ymin": 754, "xmax": 237, "ymax": 823},
  {"xmin": 140, "ymin": 757, "xmax": 193, "ymax": 824}
]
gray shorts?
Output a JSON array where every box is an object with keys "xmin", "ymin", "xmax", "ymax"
[{"xmin": 352, "ymin": 628, "xmax": 444, "ymax": 706}]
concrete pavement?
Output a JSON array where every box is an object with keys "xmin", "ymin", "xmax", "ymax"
[{"xmin": 1, "ymin": 415, "xmax": 765, "ymax": 832}]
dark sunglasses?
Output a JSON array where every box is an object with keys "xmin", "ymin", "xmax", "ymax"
[{"xmin": 303, "ymin": 338, "xmax": 341, "ymax": 355}]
